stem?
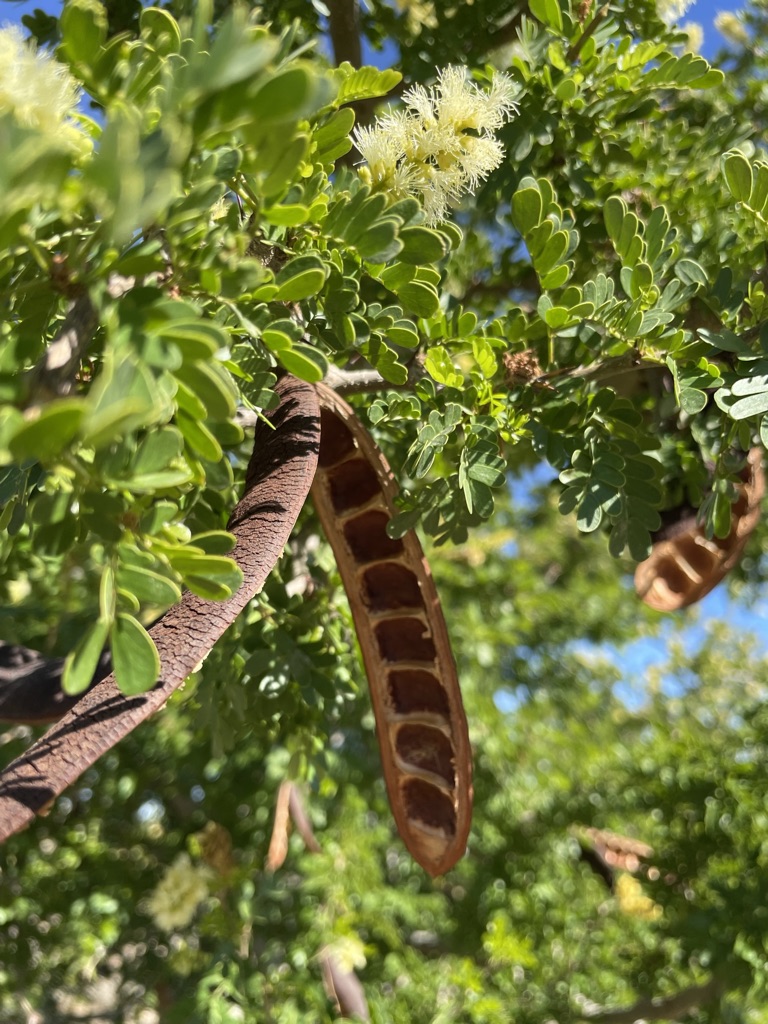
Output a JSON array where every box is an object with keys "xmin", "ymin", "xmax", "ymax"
[
  {"xmin": 328, "ymin": 0, "xmax": 362, "ymax": 67},
  {"xmin": 578, "ymin": 975, "xmax": 724, "ymax": 1024},
  {"xmin": 27, "ymin": 274, "xmax": 134, "ymax": 400},
  {"xmin": 566, "ymin": 3, "xmax": 610, "ymax": 62}
]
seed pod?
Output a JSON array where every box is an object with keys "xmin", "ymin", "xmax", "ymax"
[
  {"xmin": 312, "ymin": 383, "xmax": 472, "ymax": 876},
  {"xmin": 635, "ymin": 448, "xmax": 764, "ymax": 611}
]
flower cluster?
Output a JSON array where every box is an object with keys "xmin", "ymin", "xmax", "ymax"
[
  {"xmin": 715, "ymin": 11, "xmax": 750, "ymax": 47},
  {"xmin": 0, "ymin": 25, "xmax": 84, "ymax": 152},
  {"xmin": 354, "ymin": 66, "xmax": 518, "ymax": 225},
  {"xmin": 681, "ymin": 21, "xmax": 704, "ymax": 52},
  {"xmin": 394, "ymin": 0, "xmax": 438, "ymax": 35},
  {"xmin": 656, "ymin": 0, "xmax": 694, "ymax": 25},
  {"xmin": 146, "ymin": 853, "xmax": 211, "ymax": 931}
]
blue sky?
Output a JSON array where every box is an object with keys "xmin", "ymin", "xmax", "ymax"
[{"xmin": 1, "ymin": 0, "xmax": 744, "ymax": 58}]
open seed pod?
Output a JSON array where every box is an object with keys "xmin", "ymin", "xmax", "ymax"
[
  {"xmin": 312, "ymin": 383, "xmax": 473, "ymax": 876},
  {"xmin": 635, "ymin": 448, "xmax": 765, "ymax": 611}
]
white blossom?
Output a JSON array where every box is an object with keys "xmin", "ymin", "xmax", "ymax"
[
  {"xmin": 656, "ymin": 0, "xmax": 695, "ymax": 26},
  {"xmin": 354, "ymin": 66, "xmax": 518, "ymax": 226},
  {"xmin": 394, "ymin": 0, "xmax": 438, "ymax": 35},
  {"xmin": 0, "ymin": 25, "xmax": 84, "ymax": 151},
  {"xmin": 146, "ymin": 854, "xmax": 210, "ymax": 931},
  {"xmin": 681, "ymin": 21, "xmax": 704, "ymax": 52},
  {"xmin": 715, "ymin": 11, "xmax": 750, "ymax": 46}
]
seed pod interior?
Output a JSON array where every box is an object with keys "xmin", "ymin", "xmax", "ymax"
[{"xmin": 312, "ymin": 384, "xmax": 473, "ymax": 876}]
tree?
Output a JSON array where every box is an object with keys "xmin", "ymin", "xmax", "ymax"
[{"xmin": 2, "ymin": 0, "xmax": 768, "ymax": 1019}]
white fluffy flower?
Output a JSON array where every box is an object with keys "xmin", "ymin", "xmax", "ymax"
[
  {"xmin": 715, "ymin": 11, "xmax": 750, "ymax": 46},
  {"xmin": 394, "ymin": 0, "xmax": 438, "ymax": 35},
  {"xmin": 146, "ymin": 854, "xmax": 210, "ymax": 931},
  {"xmin": 656, "ymin": 0, "xmax": 695, "ymax": 25},
  {"xmin": 0, "ymin": 25, "xmax": 84, "ymax": 150},
  {"xmin": 681, "ymin": 21, "xmax": 704, "ymax": 52},
  {"xmin": 354, "ymin": 66, "xmax": 518, "ymax": 226}
]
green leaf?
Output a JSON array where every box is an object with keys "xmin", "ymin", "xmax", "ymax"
[
  {"xmin": 712, "ymin": 491, "xmax": 733, "ymax": 539},
  {"xmin": 190, "ymin": 531, "xmax": 237, "ymax": 555},
  {"xmin": 536, "ymin": 231, "xmax": 569, "ymax": 274},
  {"xmin": 249, "ymin": 66, "xmax": 323, "ymax": 124},
  {"xmin": 264, "ymin": 203, "xmax": 311, "ymax": 227},
  {"xmin": 604, "ymin": 196, "xmax": 625, "ymax": 245},
  {"xmin": 60, "ymin": 0, "xmax": 107, "ymax": 67},
  {"xmin": 332, "ymin": 63, "xmax": 402, "ymax": 105},
  {"xmin": 543, "ymin": 306, "xmax": 571, "ymax": 328},
  {"xmin": 8, "ymin": 399, "xmax": 86, "ymax": 462},
  {"xmin": 398, "ymin": 226, "xmax": 450, "ymax": 265},
  {"xmin": 174, "ymin": 360, "xmax": 238, "ymax": 421},
  {"xmin": 82, "ymin": 353, "xmax": 166, "ymax": 448},
  {"xmin": 723, "ymin": 151, "xmax": 753, "ymax": 202},
  {"xmin": 397, "ymin": 280, "xmax": 440, "ymax": 318},
  {"xmin": 132, "ymin": 426, "xmax": 184, "ymax": 475},
  {"xmin": 679, "ymin": 387, "xmax": 708, "ymax": 415},
  {"xmin": 472, "ymin": 338, "xmax": 498, "ymax": 378},
  {"xmin": 364, "ymin": 338, "xmax": 408, "ymax": 384},
  {"xmin": 177, "ymin": 412, "xmax": 223, "ymax": 462},
  {"xmin": 728, "ymin": 390, "xmax": 768, "ymax": 420},
  {"xmin": 511, "ymin": 187, "xmax": 543, "ymax": 236},
  {"xmin": 274, "ymin": 253, "xmax": 328, "ymax": 301},
  {"xmin": 388, "ymin": 319, "xmax": 419, "ymax": 348},
  {"xmin": 314, "ymin": 108, "xmax": 356, "ymax": 163},
  {"xmin": 277, "ymin": 344, "xmax": 329, "ymax": 383},
  {"xmin": 529, "ymin": 0, "xmax": 563, "ymax": 31},
  {"xmin": 100, "ymin": 564, "xmax": 116, "ymax": 620},
  {"xmin": 111, "ymin": 613, "xmax": 161, "ymax": 695},
  {"xmin": 139, "ymin": 7, "xmax": 181, "ymax": 55},
  {"xmin": 62, "ymin": 617, "xmax": 110, "ymax": 696},
  {"xmin": 355, "ymin": 220, "xmax": 402, "ymax": 263},
  {"xmin": 159, "ymin": 319, "xmax": 227, "ymax": 361},
  {"xmin": 540, "ymin": 264, "xmax": 571, "ymax": 289},
  {"xmin": 184, "ymin": 576, "xmax": 232, "ymax": 600},
  {"xmin": 117, "ymin": 564, "xmax": 182, "ymax": 607},
  {"xmin": 675, "ymin": 259, "xmax": 708, "ymax": 288},
  {"xmin": 626, "ymin": 520, "xmax": 652, "ymax": 561},
  {"xmin": 426, "ymin": 346, "xmax": 464, "ymax": 388}
]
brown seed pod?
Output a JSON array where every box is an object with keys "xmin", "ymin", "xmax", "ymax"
[
  {"xmin": 635, "ymin": 448, "xmax": 765, "ymax": 612},
  {"xmin": 312, "ymin": 383, "xmax": 473, "ymax": 876}
]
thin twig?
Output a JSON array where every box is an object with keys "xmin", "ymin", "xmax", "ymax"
[
  {"xmin": 566, "ymin": 3, "xmax": 610, "ymax": 63},
  {"xmin": 29, "ymin": 292, "xmax": 97, "ymax": 396},
  {"xmin": 324, "ymin": 360, "xmax": 426, "ymax": 395},
  {"xmin": 288, "ymin": 784, "xmax": 322, "ymax": 853},
  {"xmin": 579, "ymin": 975, "xmax": 723, "ymax": 1024},
  {"xmin": 28, "ymin": 274, "xmax": 134, "ymax": 398}
]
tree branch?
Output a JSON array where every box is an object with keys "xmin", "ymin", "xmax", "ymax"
[
  {"xmin": 566, "ymin": 3, "xmax": 610, "ymax": 63},
  {"xmin": 479, "ymin": 10, "xmax": 524, "ymax": 55},
  {"xmin": 328, "ymin": 0, "xmax": 362, "ymax": 68},
  {"xmin": 27, "ymin": 274, "xmax": 134, "ymax": 398},
  {"xmin": 324, "ymin": 360, "xmax": 426, "ymax": 395},
  {"xmin": 28, "ymin": 292, "xmax": 98, "ymax": 396},
  {"xmin": 579, "ymin": 975, "xmax": 724, "ymax": 1024}
]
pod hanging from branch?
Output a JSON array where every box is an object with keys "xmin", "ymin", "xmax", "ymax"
[
  {"xmin": 312, "ymin": 383, "xmax": 473, "ymax": 877},
  {"xmin": 635, "ymin": 448, "xmax": 764, "ymax": 612}
]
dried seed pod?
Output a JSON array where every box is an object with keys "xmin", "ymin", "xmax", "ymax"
[
  {"xmin": 312, "ymin": 384, "xmax": 472, "ymax": 876},
  {"xmin": 635, "ymin": 448, "xmax": 765, "ymax": 611}
]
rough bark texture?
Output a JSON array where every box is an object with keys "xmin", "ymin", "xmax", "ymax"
[{"xmin": 0, "ymin": 376, "xmax": 321, "ymax": 843}]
